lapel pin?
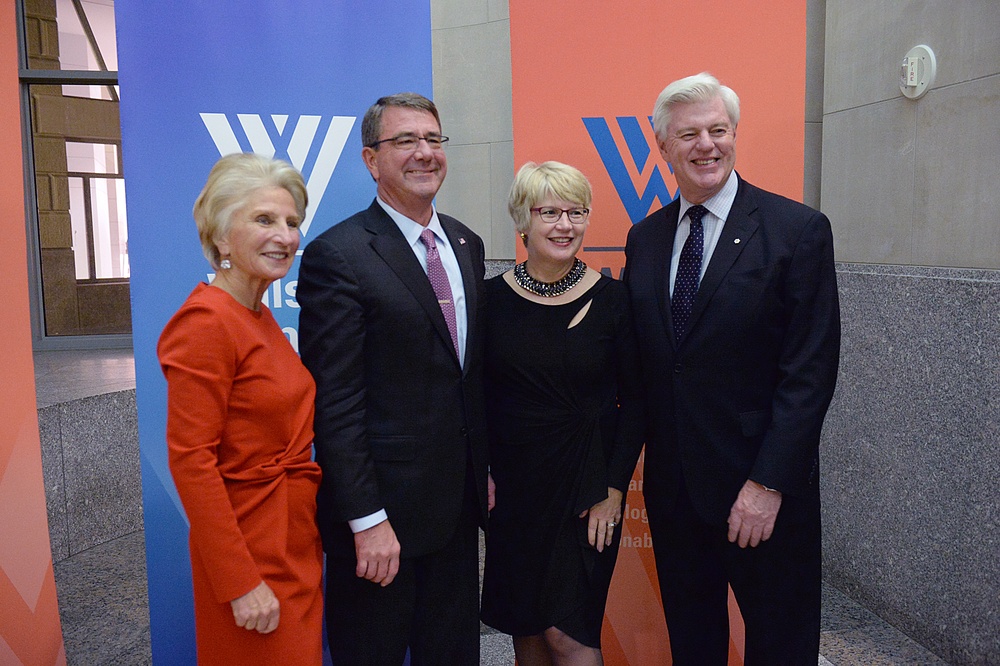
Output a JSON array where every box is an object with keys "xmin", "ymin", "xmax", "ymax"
[
  {"xmin": 734, "ymin": 238, "xmax": 741, "ymax": 244},
  {"xmin": 459, "ymin": 238, "xmax": 467, "ymax": 245}
]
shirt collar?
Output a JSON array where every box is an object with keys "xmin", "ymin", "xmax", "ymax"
[
  {"xmin": 376, "ymin": 196, "xmax": 449, "ymax": 249},
  {"xmin": 679, "ymin": 170, "xmax": 738, "ymax": 223}
]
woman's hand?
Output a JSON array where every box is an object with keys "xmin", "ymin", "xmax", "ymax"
[
  {"xmin": 230, "ymin": 581, "xmax": 280, "ymax": 634},
  {"xmin": 579, "ymin": 487, "xmax": 624, "ymax": 552}
]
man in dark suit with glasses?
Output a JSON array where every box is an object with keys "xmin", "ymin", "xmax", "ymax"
[{"xmin": 299, "ymin": 92, "xmax": 490, "ymax": 665}]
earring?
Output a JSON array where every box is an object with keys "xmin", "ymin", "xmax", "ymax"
[
  {"xmin": 519, "ymin": 232, "xmax": 528, "ymax": 241},
  {"xmin": 220, "ymin": 258, "xmax": 232, "ymax": 269}
]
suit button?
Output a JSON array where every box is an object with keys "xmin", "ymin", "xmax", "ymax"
[
  {"xmin": 460, "ymin": 427, "xmax": 469, "ymax": 436},
  {"xmin": 673, "ymin": 364, "xmax": 683, "ymax": 373}
]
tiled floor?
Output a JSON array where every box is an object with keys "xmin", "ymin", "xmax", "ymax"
[{"xmin": 37, "ymin": 349, "xmax": 950, "ymax": 664}]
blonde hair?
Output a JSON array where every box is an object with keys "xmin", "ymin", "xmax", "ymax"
[
  {"xmin": 192, "ymin": 153, "xmax": 307, "ymax": 268},
  {"xmin": 507, "ymin": 161, "xmax": 592, "ymax": 233}
]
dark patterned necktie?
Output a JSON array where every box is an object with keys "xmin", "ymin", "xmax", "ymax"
[
  {"xmin": 671, "ymin": 204, "xmax": 708, "ymax": 339},
  {"xmin": 419, "ymin": 229, "xmax": 459, "ymax": 356}
]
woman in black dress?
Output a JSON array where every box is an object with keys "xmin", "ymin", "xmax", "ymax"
[{"xmin": 481, "ymin": 161, "xmax": 644, "ymax": 664}]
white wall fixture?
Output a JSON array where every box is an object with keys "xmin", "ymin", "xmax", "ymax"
[{"xmin": 899, "ymin": 45, "xmax": 936, "ymax": 100}]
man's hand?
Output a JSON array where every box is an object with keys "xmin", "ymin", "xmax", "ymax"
[
  {"xmin": 488, "ymin": 473, "xmax": 496, "ymax": 512},
  {"xmin": 727, "ymin": 480, "xmax": 782, "ymax": 548},
  {"xmin": 355, "ymin": 520, "xmax": 401, "ymax": 586},
  {"xmin": 230, "ymin": 581, "xmax": 280, "ymax": 634}
]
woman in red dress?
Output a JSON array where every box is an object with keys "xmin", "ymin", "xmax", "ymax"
[{"xmin": 158, "ymin": 153, "xmax": 323, "ymax": 664}]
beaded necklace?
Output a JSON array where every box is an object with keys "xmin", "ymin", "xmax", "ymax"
[{"xmin": 513, "ymin": 258, "xmax": 587, "ymax": 297}]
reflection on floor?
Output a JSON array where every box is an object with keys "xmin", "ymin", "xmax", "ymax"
[
  {"xmin": 34, "ymin": 348, "xmax": 135, "ymax": 408},
  {"xmin": 37, "ymin": 349, "xmax": 948, "ymax": 664}
]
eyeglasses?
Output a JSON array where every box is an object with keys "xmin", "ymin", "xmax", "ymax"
[
  {"xmin": 530, "ymin": 207, "xmax": 590, "ymax": 224},
  {"xmin": 368, "ymin": 133, "xmax": 449, "ymax": 151}
]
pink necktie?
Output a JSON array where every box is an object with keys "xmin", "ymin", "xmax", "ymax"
[{"xmin": 419, "ymin": 229, "xmax": 459, "ymax": 357}]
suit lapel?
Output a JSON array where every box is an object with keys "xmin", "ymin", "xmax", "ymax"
[
  {"xmin": 686, "ymin": 180, "xmax": 760, "ymax": 334},
  {"xmin": 364, "ymin": 203, "xmax": 459, "ymax": 364},
  {"xmin": 652, "ymin": 202, "xmax": 682, "ymax": 348}
]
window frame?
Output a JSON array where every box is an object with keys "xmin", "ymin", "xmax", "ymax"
[{"xmin": 17, "ymin": 0, "xmax": 131, "ymax": 349}]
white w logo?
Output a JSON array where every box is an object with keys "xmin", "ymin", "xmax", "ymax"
[{"xmin": 200, "ymin": 113, "xmax": 355, "ymax": 237}]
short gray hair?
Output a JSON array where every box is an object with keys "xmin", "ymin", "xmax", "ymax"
[
  {"xmin": 652, "ymin": 72, "xmax": 740, "ymax": 142},
  {"xmin": 361, "ymin": 93, "xmax": 441, "ymax": 148}
]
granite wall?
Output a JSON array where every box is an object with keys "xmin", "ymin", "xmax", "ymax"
[
  {"xmin": 821, "ymin": 264, "xmax": 1000, "ymax": 664},
  {"xmin": 38, "ymin": 390, "xmax": 142, "ymax": 564},
  {"xmin": 818, "ymin": 2, "xmax": 1000, "ymax": 663}
]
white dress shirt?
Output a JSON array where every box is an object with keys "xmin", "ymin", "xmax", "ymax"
[
  {"xmin": 377, "ymin": 197, "xmax": 468, "ymax": 367},
  {"xmin": 348, "ymin": 198, "xmax": 470, "ymax": 534},
  {"xmin": 669, "ymin": 170, "xmax": 739, "ymax": 296}
]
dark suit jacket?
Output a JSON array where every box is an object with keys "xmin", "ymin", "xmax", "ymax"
[
  {"xmin": 297, "ymin": 200, "xmax": 489, "ymax": 559},
  {"xmin": 623, "ymin": 175, "xmax": 840, "ymax": 526}
]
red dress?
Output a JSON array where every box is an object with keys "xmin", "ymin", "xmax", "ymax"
[{"xmin": 159, "ymin": 283, "xmax": 323, "ymax": 665}]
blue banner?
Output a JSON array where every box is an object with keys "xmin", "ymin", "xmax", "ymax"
[{"xmin": 116, "ymin": 2, "xmax": 433, "ymax": 661}]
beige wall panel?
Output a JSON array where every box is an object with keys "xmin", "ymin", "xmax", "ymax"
[
  {"xmin": 39, "ymin": 17, "xmax": 59, "ymax": 60},
  {"xmin": 47, "ymin": 173, "xmax": 69, "ymax": 210},
  {"xmin": 487, "ymin": 0, "xmax": 509, "ymax": 22},
  {"xmin": 31, "ymin": 135, "xmax": 67, "ymax": 170},
  {"xmin": 805, "ymin": 0, "xmax": 826, "ymax": 123},
  {"xmin": 435, "ymin": 142, "xmax": 494, "ymax": 255},
  {"xmin": 431, "ymin": 0, "xmax": 489, "ymax": 29},
  {"xmin": 33, "ymin": 96, "xmax": 120, "ymax": 142},
  {"xmin": 917, "ymin": 2, "xmax": 999, "ymax": 86},
  {"xmin": 803, "ymin": 121, "xmax": 823, "ymax": 210},
  {"xmin": 62, "ymin": 98, "xmax": 121, "ymax": 142},
  {"xmin": 431, "ymin": 8, "xmax": 513, "ymax": 261},
  {"xmin": 32, "ymin": 93, "xmax": 66, "ymax": 136},
  {"xmin": 821, "ymin": 97, "xmax": 915, "ymax": 264},
  {"xmin": 825, "ymin": 1, "xmax": 1000, "ymax": 114},
  {"xmin": 803, "ymin": 0, "xmax": 826, "ymax": 209},
  {"xmin": 490, "ymin": 140, "xmax": 515, "ymax": 259},
  {"xmin": 24, "ymin": 0, "xmax": 56, "ymax": 16},
  {"xmin": 39, "ymin": 248, "xmax": 79, "ymax": 335},
  {"xmin": 77, "ymin": 283, "xmax": 132, "ymax": 334},
  {"xmin": 34, "ymin": 173, "xmax": 51, "ymax": 209},
  {"xmin": 432, "ymin": 20, "xmax": 513, "ymax": 146},
  {"xmin": 38, "ymin": 211, "xmax": 72, "ymax": 248},
  {"xmin": 911, "ymin": 75, "xmax": 1000, "ymax": 269},
  {"xmin": 823, "ymin": 2, "xmax": 905, "ymax": 112},
  {"xmin": 22, "ymin": 18, "xmax": 44, "ymax": 63}
]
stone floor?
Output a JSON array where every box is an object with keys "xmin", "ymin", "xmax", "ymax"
[
  {"xmin": 33, "ymin": 348, "xmax": 136, "ymax": 409},
  {"xmin": 38, "ymin": 349, "xmax": 950, "ymax": 664},
  {"xmin": 51, "ymin": 530, "xmax": 949, "ymax": 665}
]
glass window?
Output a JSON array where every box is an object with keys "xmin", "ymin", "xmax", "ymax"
[
  {"xmin": 66, "ymin": 141, "xmax": 119, "ymax": 174},
  {"xmin": 55, "ymin": 0, "xmax": 119, "ymax": 100},
  {"xmin": 68, "ymin": 172, "xmax": 129, "ymax": 280},
  {"xmin": 22, "ymin": 0, "xmax": 130, "ymax": 339},
  {"xmin": 66, "ymin": 142, "xmax": 127, "ymax": 279}
]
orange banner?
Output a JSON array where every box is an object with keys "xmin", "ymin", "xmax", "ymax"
[
  {"xmin": 0, "ymin": 6, "xmax": 67, "ymax": 665},
  {"xmin": 510, "ymin": 2, "xmax": 808, "ymax": 662}
]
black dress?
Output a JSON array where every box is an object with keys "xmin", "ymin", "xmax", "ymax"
[{"xmin": 480, "ymin": 273, "xmax": 644, "ymax": 647}]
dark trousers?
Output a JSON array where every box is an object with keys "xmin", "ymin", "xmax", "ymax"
[
  {"xmin": 647, "ymin": 482, "xmax": 821, "ymax": 666},
  {"xmin": 324, "ymin": 495, "xmax": 480, "ymax": 666}
]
